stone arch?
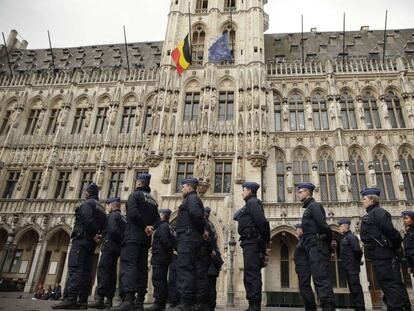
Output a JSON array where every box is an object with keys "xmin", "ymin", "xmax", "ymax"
[
  {"xmin": 96, "ymin": 93, "xmax": 112, "ymax": 106},
  {"xmin": 49, "ymin": 95, "xmax": 64, "ymax": 109},
  {"xmin": 14, "ymin": 224, "xmax": 42, "ymax": 244},
  {"xmin": 183, "ymin": 78, "xmax": 202, "ymax": 91},
  {"xmin": 43, "ymin": 225, "xmax": 71, "ymax": 242},
  {"xmin": 287, "ymin": 88, "xmax": 305, "ymax": 98},
  {"xmin": 317, "ymin": 146, "xmax": 336, "ymax": 159},
  {"xmin": 0, "ymin": 227, "xmax": 9, "ymax": 252},
  {"xmin": 398, "ymin": 143, "xmax": 414, "ymax": 156},
  {"xmin": 4, "ymin": 97, "xmax": 19, "ymax": 108},
  {"xmin": 338, "ymin": 86, "xmax": 356, "ymax": 98},
  {"xmin": 217, "ymin": 77, "xmax": 235, "ymax": 90},
  {"xmin": 27, "ymin": 95, "xmax": 45, "ymax": 109},
  {"xmin": 360, "ymin": 86, "xmax": 379, "ymax": 99},
  {"xmin": 270, "ymin": 225, "xmax": 298, "ymax": 239},
  {"xmin": 309, "ymin": 87, "xmax": 327, "ymax": 97},
  {"xmin": 73, "ymin": 94, "xmax": 90, "ymax": 107},
  {"xmin": 0, "ymin": 223, "xmax": 11, "ymax": 234},
  {"xmin": 273, "ymin": 146, "xmax": 286, "ymax": 159},
  {"xmin": 384, "ymin": 85, "xmax": 402, "ymax": 95},
  {"xmin": 121, "ymin": 92, "xmax": 138, "ymax": 106},
  {"xmin": 348, "ymin": 144, "xmax": 369, "ymax": 163},
  {"xmin": 371, "ymin": 143, "xmax": 394, "ymax": 161},
  {"xmin": 220, "ymin": 19, "xmax": 238, "ymax": 33}
]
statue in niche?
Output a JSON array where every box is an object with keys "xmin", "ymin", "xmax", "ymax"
[
  {"xmin": 406, "ymin": 103, "xmax": 413, "ymax": 117},
  {"xmin": 85, "ymin": 109, "xmax": 92, "ymax": 127},
  {"xmin": 208, "ymin": 134, "xmax": 214, "ymax": 151},
  {"xmin": 381, "ymin": 100, "xmax": 389, "ymax": 118},
  {"xmin": 98, "ymin": 170, "xmax": 104, "ymax": 186},
  {"xmin": 203, "ymin": 159, "xmax": 211, "ymax": 180},
  {"xmin": 329, "ymin": 101, "xmax": 338, "ymax": 120},
  {"xmin": 282, "ymin": 104, "xmax": 289, "ymax": 121},
  {"xmin": 247, "ymin": 134, "xmax": 252, "ymax": 152},
  {"xmin": 10, "ymin": 109, "xmax": 21, "ymax": 128},
  {"xmin": 254, "ymin": 135, "xmax": 260, "ymax": 153},
  {"xmin": 58, "ymin": 109, "xmax": 68, "ymax": 126},
  {"xmin": 95, "ymin": 147, "xmax": 102, "ymax": 162},
  {"xmin": 395, "ymin": 164, "xmax": 405, "ymax": 190},
  {"xmin": 345, "ymin": 166, "xmax": 352, "ymax": 190},
  {"xmin": 286, "ymin": 167, "xmax": 293, "ymax": 192},
  {"xmin": 159, "ymin": 137, "xmax": 165, "ymax": 154},
  {"xmin": 306, "ymin": 103, "xmax": 313, "ymax": 120},
  {"xmin": 213, "ymin": 135, "xmax": 219, "ymax": 151},
  {"xmin": 237, "ymin": 159, "xmax": 244, "ymax": 180},
  {"xmin": 190, "ymin": 136, "xmax": 196, "ymax": 151},
  {"xmin": 82, "ymin": 149, "xmax": 88, "ymax": 162},
  {"xmin": 337, "ymin": 165, "xmax": 347, "ymax": 191},
  {"xmin": 253, "ymin": 89, "xmax": 260, "ymax": 109},
  {"xmin": 222, "ymin": 135, "xmax": 227, "ymax": 152},
  {"xmin": 357, "ymin": 100, "xmax": 365, "ymax": 119},
  {"xmin": 166, "ymin": 137, "xmax": 173, "ymax": 154},
  {"xmin": 368, "ymin": 165, "xmax": 377, "ymax": 186},
  {"xmin": 37, "ymin": 110, "xmax": 45, "ymax": 129},
  {"xmin": 228, "ymin": 135, "xmax": 234, "ymax": 152},
  {"xmin": 109, "ymin": 107, "xmax": 117, "ymax": 125},
  {"xmin": 75, "ymin": 150, "xmax": 82, "ymax": 164},
  {"xmin": 109, "ymin": 149, "xmax": 116, "ymax": 163},
  {"xmin": 176, "ymin": 136, "xmax": 183, "ymax": 152},
  {"xmin": 17, "ymin": 169, "xmax": 26, "ymax": 190},
  {"xmin": 246, "ymin": 92, "xmax": 253, "ymax": 111},
  {"xmin": 43, "ymin": 169, "xmax": 51, "ymax": 190},
  {"xmin": 210, "ymin": 91, "xmax": 217, "ymax": 111},
  {"xmin": 237, "ymin": 136, "xmax": 243, "ymax": 150},
  {"xmin": 311, "ymin": 166, "xmax": 319, "ymax": 189},
  {"xmin": 163, "ymin": 160, "xmax": 171, "ymax": 180},
  {"xmin": 121, "ymin": 148, "xmax": 128, "ymax": 162},
  {"xmin": 196, "ymin": 135, "xmax": 201, "ymax": 151},
  {"xmin": 134, "ymin": 151, "xmax": 142, "ymax": 164}
]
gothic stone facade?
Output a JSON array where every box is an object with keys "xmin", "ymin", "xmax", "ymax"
[{"xmin": 0, "ymin": 0, "xmax": 414, "ymax": 308}]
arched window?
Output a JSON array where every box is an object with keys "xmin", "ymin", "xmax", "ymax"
[
  {"xmin": 94, "ymin": 96, "xmax": 110, "ymax": 134},
  {"xmin": 349, "ymin": 151, "xmax": 367, "ymax": 201},
  {"xmin": 399, "ymin": 148, "xmax": 414, "ymax": 201},
  {"xmin": 143, "ymin": 107, "xmax": 152, "ymax": 133},
  {"xmin": 340, "ymin": 91, "xmax": 357, "ymax": 129},
  {"xmin": 319, "ymin": 152, "xmax": 337, "ymax": 201},
  {"xmin": 0, "ymin": 102, "xmax": 15, "ymax": 135},
  {"xmin": 46, "ymin": 98, "xmax": 63, "ymax": 135},
  {"xmin": 24, "ymin": 108, "xmax": 41, "ymax": 135},
  {"xmin": 184, "ymin": 92, "xmax": 200, "ymax": 121},
  {"xmin": 276, "ymin": 151, "xmax": 285, "ymax": 202},
  {"xmin": 192, "ymin": 25, "xmax": 205, "ymax": 66},
  {"xmin": 120, "ymin": 96, "xmax": 137, "ymax": 134},
  {"xmin": 293, "ymin": 150, "xmax": 310, "ymax": 184},
  {"xmin": 373, "ymin": 150, "xmax": 395, "ymax": 200},
  {"xmin": 386, "ymin": 91, "xmax": 405, "ymax": 128},
  {"xmin": 362, "ymin": 90, "xmax": 381, "ymax": 129},
  {"xmin": 312, "ymin": 92, "xmax": 329, "ymax": 130},
  {"xmin": 223, "ymin": 23, "xmax": 236, "ymax": 61},
  {"xmin": 289, "ymin": 93, "xmax": 305, "ymax": 131},
  {"xmin": 218, "ymin": 91, "xmax": 234, "ymax": 120},
  {"xmin": 72, "ymin": 97, "xmax": 88, "ymax": 134},
  {"xmin": 280, "ymin": 243, "xmax": 290, "ymax": 288},
  {"xmin": 195, "ymin": 0, "xmax": 208, "ymax": 13},
  {"xmin": 273, "ymin": 93, "xmax": 282, "ymax": 131}
]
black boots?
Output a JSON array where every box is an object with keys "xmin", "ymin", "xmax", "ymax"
[
  {"xmin": 110, "ymin": 293, "xmax": 136, "ymax": 311},
  {"xmin": 89, "ymin": 296, "xmax": 106, "ymax": 309},
  {"xmin": 244, "ymin": 301, "xmax": 261, "ymax": 311},
  {"xmin": 322, "ymin": 303, "xmax": 336, "ymax": 311},
  {"xmin": 145, "ymin": 301, "xmax": 166, "ymax": 311},
  {"xmin": 51, "ymin": 297, "xmax": 79, "ymax": 310}
]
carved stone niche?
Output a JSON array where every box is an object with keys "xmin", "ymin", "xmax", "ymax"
[
  {"xmin": 197, "ymin": 180, "xmax": 210, "ymax": 196},
  {"xmin": 247, "ymin": 154, "xmax": 267, "ymax": 168},
  {"xmin": 144, "ymin": 154, "xmax": 163, "ymax": 167}
]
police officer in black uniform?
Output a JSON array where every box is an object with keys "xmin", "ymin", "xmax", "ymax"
[
  {"xmin": 90, "ymin": 197, "xmax": 126, "ymax": 309},
  {"xmin": 112, "ymin": 173, "xmax": 160, "ymax": 311},
  {"xmin": 297, "ymin": 182, "xmax": 335, "ymax": 311},
  {"xmin": 337, "ymin": 218, "xmax": 365, "ymax": 311},
  {"xmin": 359, "ymin": 187, "xmax": 411, "ymax": 311},
  {"xmin": 175, "ymin": 178, "xmax": 208, "ymax": 311},
  {"xmin": 234, "ymin": 181, "xmax": 270, "ymax": 311},
  {"xmin": 402, "ymin": 210, "xmax": 414, "ymax": 276},
  {"xmin": 204, "ymin": 207, "xmax": 223, "ymax": 311},
  {"xmin": 294, "ymin": 223, "xmax": 316, "ymax": 311},
  {"xmin": 53, "ymin": 183, "xmax": 107, "ymax": 310},
  {"xmin": 146, "ymin": 208, "xmax": 176, "ymax": 311}
]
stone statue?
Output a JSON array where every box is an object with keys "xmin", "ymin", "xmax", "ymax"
[
  {"xmin": 228, "ymin": 135, "xmax": 234, "ymax": 152},
  {"xmin": 254, "ymin": 134, "xmax": 260, "ymax": 152},
  {"xmin": 282, "ymin": 104, "xmax": 289, "ymax": 121},
  {"xmin": 337, "ymin": 165, "xmax": 347, "ymax": 191},
  {"xmin": 109, "ymin": 107, "xmax": 117, "ymax": 125},
  {"xmin": 10, "ymin": 109, "xmax": 21, "ymax": 128},
  {"xmin": 176, "ymin": 136, "xmax": 183, "ymax": 152},
  {"xmin": 58, "ymin": 109, "xmax": 68, "ymax": 126},
  {"xmin": 368, "ymin": 166, "xmax": 377, "ymax": 186},
  {"xmin": 85, "ymin": 109, "xmax": 92, "ymax": 127},
  {"xmin": 306, "ymin": 103, "xmax": 313, "ymax": 120},
  {"xmin": 381, "ymin": 101, "xmax": 389, "ymax": 118},
  {"xmin": 395, "ymin": 165, "xmax": 405, "ymax": 190},
  {"xmin": 311, "ymin": 166, "xmax": 319, "ymax": 189},
  {"xmin": 163, "ymin": 160, "xmax": 171, "ymax": 181},
  {"xmin": 345, "ymin": 166, "xmax": 352, "ymax": 190},
  {"xmin": 237, "ymin": 159, "xmax": 244, "ymax": 181},
  {"xmin": 329, "ymin": 101, "xmax": 338, "ymax": 120},
  {"xmin": 286, "ymin": 167, "xmax": 293, "ymax": 191}
]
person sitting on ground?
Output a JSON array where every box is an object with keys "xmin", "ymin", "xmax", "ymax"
[
  {"xmin": 33, "ymin": 284, "xmax": 45, "ymax": 299},
  {"xmin": 50, "ymin": 284, "xmax": 62, "ymax": 300}
]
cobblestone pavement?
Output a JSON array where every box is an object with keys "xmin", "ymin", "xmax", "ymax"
[{"xmin": 0, "ymin": 292, "xmax": 376, "ymax": 311}]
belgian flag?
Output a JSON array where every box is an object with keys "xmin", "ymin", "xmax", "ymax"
[{"xmin": 171, "ymin": 34, "xmax": 192, "ymax": 75}]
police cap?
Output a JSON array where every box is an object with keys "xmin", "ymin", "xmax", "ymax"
[
  {"xmin": 181, "ymin": 178, "xmax": 199, "ymax": 186},
  {"xmin": 204, "ymin": 207, "xmax": 211, "ymax": 215},
  {"xmin": 360, "ymin": 187, "xmax": 381, "ymax": 197},
  {"xmin": 242, "ymin": 181, "xmax": 260, "ymax": 192},
  {"xmin": 338, "ymin": 218, "xmax": 351, "ymax": 226},
  {"xmin": 401, "ymin": 211, "xmax": 414, "ymax": 218},
  {"xmin": 86, "ymin": 183, "xmax": 99, "ymax": 195},
  {"xmin": 297, "ymin": 183, "xmax": 316, "ymax": 192},
  {"xmin": 159, "ymin": 208, "xmax": 172, "ymax": 217},
  {"xmin": 136, "ymin": 173, "xmax": 151, "ymax": 182},
  {"xmin": 106, "ymin": 197, "xmax": 120, "ymax": 204}
]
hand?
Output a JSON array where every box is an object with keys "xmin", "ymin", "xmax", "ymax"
[
  {"xmin": 145, "ymin": 226, "xmax": 154, "ymax": 236},
  {"xmin": 173, "ymin": 250, "xmax": 178, "ymax": 255},
  {"xmin": 408, "ymin": 267, "xmax": 413, "ymax": 276},
  {"xmin": 265, "ymin": 248, "xmax": 271, "ymax": 256},
  {"xmin": 203, "ymin": 230, "xmax": 209, "ymax": 240},
  {"xmin": 330, "ymin": 240, "xmax": 337, "ymax": 250},
  {"xmin": 211, "ymin": 250, "xmax": 217, "ymax": 257},
  {"xmin": 93, "ymin": 234, "xmax": 103, "ymax": 243}
]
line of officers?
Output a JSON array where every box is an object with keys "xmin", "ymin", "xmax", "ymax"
[{"xmin": 50, "ymin": 173, "xmax": 414, "ymax": 311}]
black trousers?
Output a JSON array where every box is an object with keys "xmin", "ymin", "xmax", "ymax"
[
  {"xmin": 96, "ymin": 246, "xmax": 120, "ymax": 299},
  {"xmin": 297, "ymin": 269, "xmax": 317, "ymax": 311},
  {"xmin": 66, "ymin": 238, "xmax": 96, "ymax": 302},
  {"xmin": 373, "ymin": 259, "xmax": 411, "ymax": 311},
  {"xmin": 176, "ymin": 240, "xmax": 209, "ymax": 305},
  {"xmin": 151, "ymin": 262, "xmax": 169, "ymax": 304},
  {"xmin": 167, "ymin": 256, "xmax": 179, "ymax": 305},
  {"xmin": 242, "ymin": 241, "xmax": 262, "ymax": 304},
  {"xmin": 208, "ymin": 276, "xmax": 217, "ymax": 309},
  {"xmin": 305, "ymin": 243, "xmax": 335, "ymax": 306},
  {"xmin": 119, "ymin": 242, "xmax": 149, "ymax": 300},
  {"xmin": 344, "ymin": 269, "xmax": 365, "ymax": 310}
]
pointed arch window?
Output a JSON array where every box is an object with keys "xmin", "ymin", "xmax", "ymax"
[
  {"xmin": 72, "ymin": 108, "xmax": 87, "ymax": 134},
  {"xmin": 24, "ymin": 109, "xmax": 41, "ymax": 135},
  {"xmin": 312, "ymin": 92, "xmax": 329, "ymax": 130},
  {"xmin": 218, "ymin": 91, "xmax": 234, "ymax": 120},
  {"xmin": 224, "ymin": 0, "xmax": 236, "ymax": 12},
  {"xmin": 280, "ymin": 243, "xmax": 290, "ymax": 288},
  {"xmin": 46, "ymin": 108, "xmax": 60, "ymax": 135},
  {"xmin": 386, "ymin": 91, "xmax": 405, "ymax": 128},
  {"xmin": 399, "ymin": 149, "xmax": 414, "ymax": 201},
  {"xmin": 319, "ymin": 153, "xmax": 337, "ymax": 201},
  {"xmin": 362, "ymin": 90, "xmax": 381, "ymax": 129},
  {"xmin": 373, "ymin": 151, "xmax": 395, "ymax": 200},
  {"xmin": 289, "ymin": 93, "xmax": 305, "ymax": 131},
  {"xmin": 0, "ymin": 109, "xmax": 12, "ymax": 135},
  {"xmin": 184, "ymin": 92, "xmax": 200, "ymax": 121},
  {"xmin": 143, "ymin": 107, "xmax": 152, "ymax": 133},
  {"xmin": 349, "ymin": 152, "xmax": 367, "ymax": 201},
  {"xmin": 274, "ymin": 93, "xmax": 282, "ymax": 131},
  {"xmin": 340, "ymin": 91, "xmax": 357, "ymax": 129},
  {"xmin": 120, "ymin": 106, "xmax": 137, "ymax": 134},
  {"xmin": 223, "ymin": 24, "xmax": 236, "ymax": 62},
  {"xmin": 293, "ymin": 150, "xmax": 310, "ymax": 202},
  {"xmin": 192, "ymin": 25, "xmax": 205, "ymax": 66}
]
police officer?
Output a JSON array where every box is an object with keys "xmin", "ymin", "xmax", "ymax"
[
  {"xmin": 234, "ymin": 181, "xmax": 270, "ymax": 311},
  {"xmin": 402, "ymin": 210, "xmax": 414, "ymax": 276},
  {"xmin": 112, "ymin": 173, "xmax": 160, "ymax": 311},
  {"xmin": 294, "ymin": 223, "xmax": 316, "ymax": 311},
  {"xmin": 90, "ymin": 197, "xmax": 126, "ymax": 309},
  {"xmin": 53, "ymin": 183, "xmax": 107, "ymax": 310},
  {"xmin": 204, "ymin": 207, "xmax": 222, "ymax": 311},
  {"xmin": 359, "ymin": 188, "xmax": 411, "ymax": 311},
  {"xmin": 146, "ymin": 208, "xmax": 176, "ymax": 311},
  {"xmin": 297, "ymin": 182, "xmax": 335, "ymax": 311},
  {"xmin": 175, "ymin": 178, "xmax": 208, "ymax": 311},
  {"xmin": 337, "ymin": 219, "xmax": 365, "ymax": 311}
]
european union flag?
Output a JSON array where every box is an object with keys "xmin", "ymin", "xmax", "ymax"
[{"xmin": 208, "ymin": 32, "xmax": 233, "ymax": 63}]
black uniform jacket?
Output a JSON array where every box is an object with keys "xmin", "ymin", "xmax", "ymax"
[
  {"xmin": 301, "ymin": 197, "xmax": 332, "ymax": 242},
  {"xmin": 339, "ymin": 230, "xmax": 363, "ymax": 272},
  {"xmin": 175, "ymin": 190, "xmax": 205, "ymax": 241}
]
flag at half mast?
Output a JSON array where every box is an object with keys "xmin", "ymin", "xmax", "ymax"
[{"xmin": 171, "ymin": 34, "xmax": 192, "ymax": 75}]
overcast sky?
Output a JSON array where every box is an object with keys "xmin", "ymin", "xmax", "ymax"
[{"xmin": 0, "ymin": 0, "xmax": 413, "ymax": 49}]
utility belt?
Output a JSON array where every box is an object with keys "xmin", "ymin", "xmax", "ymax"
[
  {"xmin": 363, "ymin": 235, "xmax": 395, "ymax": 260},
  {"xmin": 71, "ymin": 227, "xmax": 91, "ymax": 240},
  {"xmin": 239, "ymin": 227, "xmax": 260, "ymax": 241}
]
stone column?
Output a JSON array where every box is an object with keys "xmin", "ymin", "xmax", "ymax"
[
  {"xmin": 24, "ymin": 239, "xmax": 48, "ymax": 293},
  {"xmin": 60, "ymin": 241, "xmax": 72, "ymax": 294}
]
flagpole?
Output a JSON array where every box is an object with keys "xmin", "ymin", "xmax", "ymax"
[
  {"xmin": 229, "ymin": 8, "xmax": 235, "ymax": 61},
  {"xmin": 188, "ymin": 1, "xmax": 192, "ymax": 64},
  {"xmin": 342, "ymin": 12, "xmax": 346, "ymax": 66},
  {"xmin": 382, "ymin": 10, "xmax": 388, "ymax": 64},
  {"xmin": 1, "ymin": 32, "xmax": 13, "ymax": 78},
  {"xmin": 301, "ymin": 15, "xmax": 304, "ymax": 70},
  {"xmin": 123, "ymin": 25, "xmax": 131, "ymax": 74},
  {"xmin": 47, "ymin": 30, "xmax": 56, "ymax": 75}
]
